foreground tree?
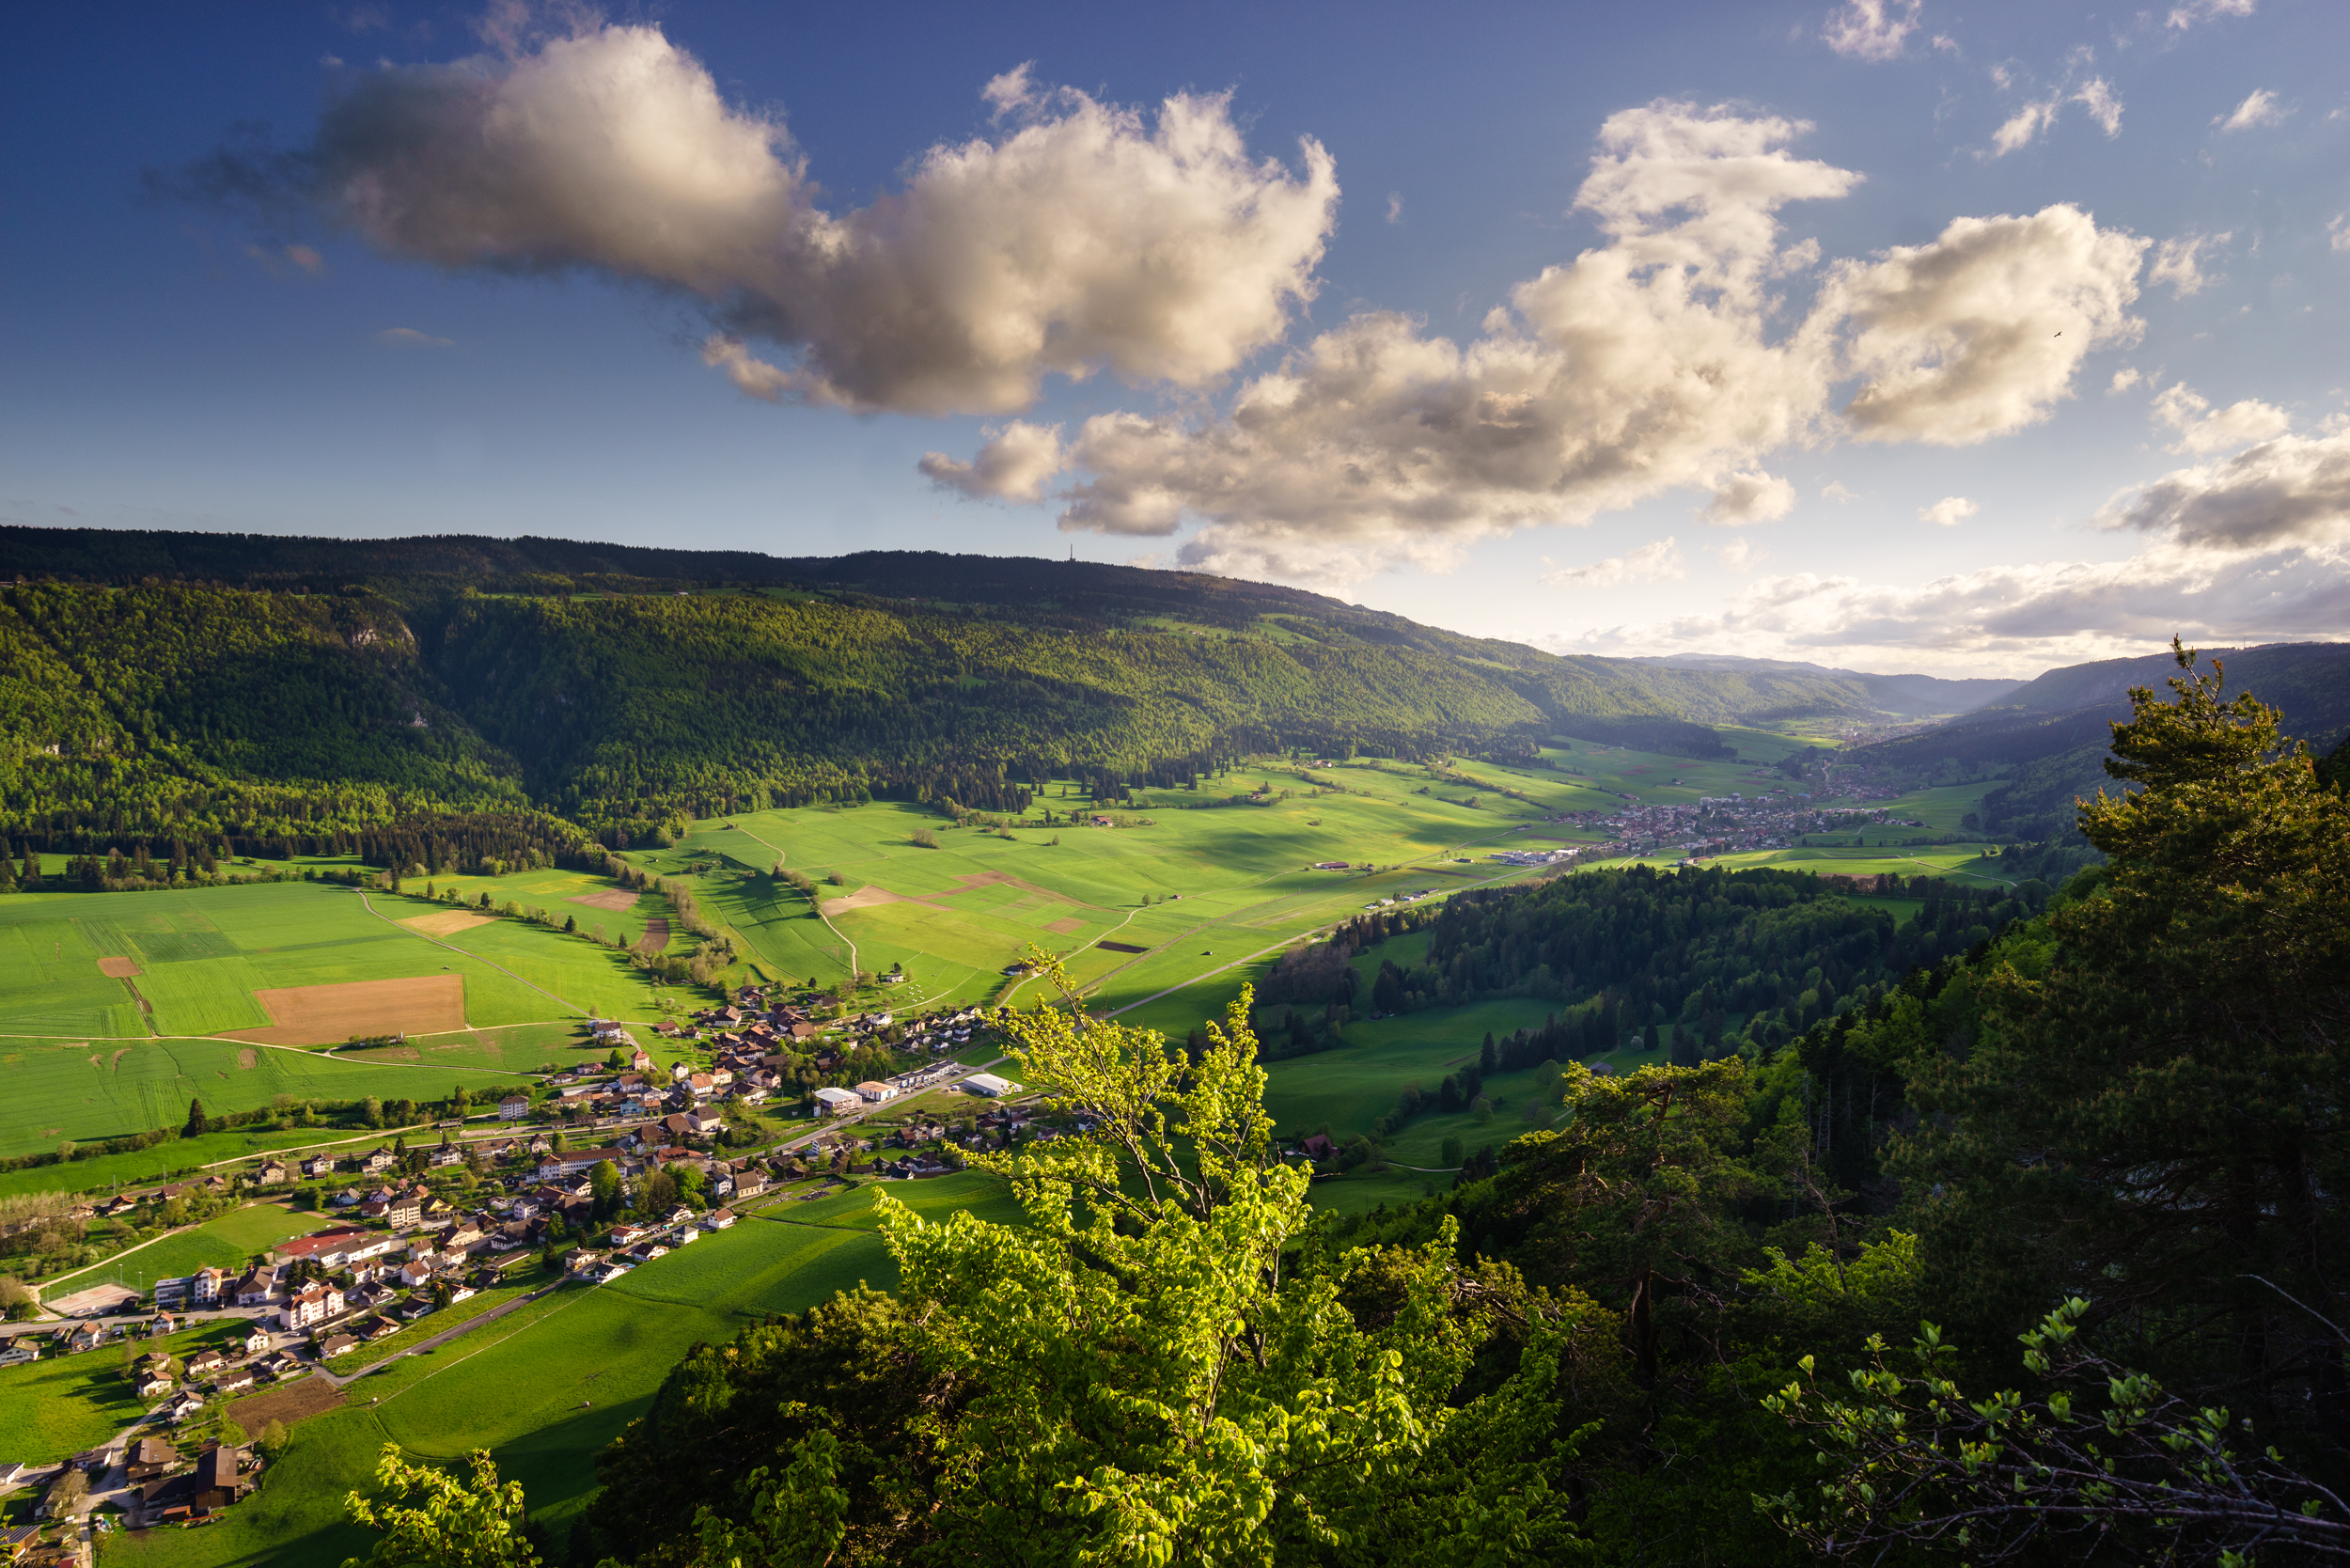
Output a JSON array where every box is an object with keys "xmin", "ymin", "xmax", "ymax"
[
  {"xmin": 1896, "ymin": 641, "xmax": 2350, "ymax": 1450},
  {"xmin": 1761, "ymin": 1299, "xmax": 2350, "ymax": 1563},
  {"xmin": 590, "ymin": 963, "xmax": 1606, "ymax": 1566},
  {"xmin": 343, "ymin": 1445, "xmax": 540, "ymax": 1568}
]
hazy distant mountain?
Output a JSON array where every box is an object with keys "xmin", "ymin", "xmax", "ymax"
[
  {"xmin": 1857, "ymin": 641, "xmax": 2350, "ymax": 840},
  {"xmin": 1620, "ymin": 652, "xmax": 2021, "ymax": 719}
]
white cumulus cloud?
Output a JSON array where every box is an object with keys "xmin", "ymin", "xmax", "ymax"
[
  {"xmin": 178, "ymin": 23, "xmax": 1337, "ymax": 417},
  {"xmin": 2105, "ymin": 426, "xmax": 2350, "ymax": 550},
  {"xmin": 2150, "ymin": 382, "xmax": 2293, "ymax": 453},
  {"xmin": 1991, "ymin": 76, "xmax": 2123, "ymax": 155},
  {"xmin": 1823, "ymin": 0, "xmax": 1921, "ymax": 61},
  {"xmin": 2148, "ymin": 230, "xmax": 2230, "ymax": 297},
  {"xmin": 1558, "ymin": 537, "xmax": 2347, "ymax": 676},
  {"xmin": 1542, "ymin": 536, "xmax": 1687, "ymax": 589},
  {"xmin": 1823, "ymin": 205, "xmax": 2146, "ymax": 446},
  {"xmin": 1700, "ymin": 471, "xmax": 1797, "ymax": 525},
  {"xmin": 2167, "ymin": 0, "xmax": 2257, "ymax": 28},
  {"xmin": 938, "ymin": 102, "xmax": 2147, "ymax": 584},
  {"xmin": 1919, "ymin": 495, "xmax": 1977, "ymax": 525},
  {"xmin": 918, "ymin": 421, "xmax": 1067, "ymax": 504}
]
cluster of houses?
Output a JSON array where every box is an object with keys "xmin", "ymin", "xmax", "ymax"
[
  {"xmin": 559, "ymin": 1203, "xmax": 738, "ymax": 1284},
  {"xmin": 693, "ymin": 996, "xmax": 996, "ymax": 1064},
  {"xmin": 1530, "ymin": 792, "xmax": 1913, "ymax": 863},
  {"xmin": 4, "ymin": 1432, "xmax": 260, "ymax": 1537}
]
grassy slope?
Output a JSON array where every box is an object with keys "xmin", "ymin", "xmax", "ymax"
[
  {"xmin": 105, "ymin": 1173, "xmax": 1015, "ymax": 1568},
  {"xmin": 0, "ymin": 879, "xmax": 699, "ymax": 1157}
]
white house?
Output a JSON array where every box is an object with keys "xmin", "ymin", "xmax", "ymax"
[
  {"xmin": 962, "ymin": 1073, "xmax": 1018, "ymax": 1098},
  {"xmin": 812, "ymin": 1088, "xmax": 861, "ymax": 1117},
  {"xmin": 499, "ymin": 1095, "xmax": 532, "ymax": 1121},
  {"xmin": 854, "ymin": 1081, "xmax": 899, "ymax": 1104}
]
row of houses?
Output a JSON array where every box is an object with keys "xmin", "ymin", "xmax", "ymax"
[{"xmin": 562, "ymin": 1204, "xmax": 738, "ymax": 1284}]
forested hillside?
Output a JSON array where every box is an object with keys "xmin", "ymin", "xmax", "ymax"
[
  {"xmin": 0, "ymin": 525, "xmax": 2010, "ymax": 851},
  {"xmin": 1856, "ymin": 639, "xmax": 2350, "ymax": 839},
  {"xmin": 1261, "ymin": 865, "xmax": 2040, "ymax": 1065}
]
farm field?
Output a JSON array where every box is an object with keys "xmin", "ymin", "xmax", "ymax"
[
  {"xmin": 0, "ymin": 880, "xmax": 675, "ymax": 1043},
  {"xmin": 0, "ymin": 1127, "xmax": 332, "ymax": 1200},
  {"xmin": 0, "ymin": 879, "xmax": 696, "ymax": 1155},
  {"xmin": 628, "ymin": 783, "xmax": 1558, "ymax": 1019},
  {"xmin": 614, "ymin": 749, "xmax": 2005, "ymax": 1043},
  {"xmin": 0, "ymin": 1033, "xmax": 533, "ymax": 1162},
  {"xmin": 39, "ymin": 1201, "xmax": 338, "ymax": 1299}
]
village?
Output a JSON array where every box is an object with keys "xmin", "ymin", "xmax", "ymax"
[
  {"xmin": 1522, "ymin": 790, "xmax": 1921, "ymax": 865},
  {"xmin": 0, "ymin": 996, "xmax": 1045, "ymax": 1562}
]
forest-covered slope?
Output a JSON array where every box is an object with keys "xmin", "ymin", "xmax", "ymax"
[
  {"xmin": 1856, "ymin": 640, "xmax": 2350, "ymax": 839},
  {"xmin": 0, "ymin": 525, "xmax": 1994, "ymax": 847}
]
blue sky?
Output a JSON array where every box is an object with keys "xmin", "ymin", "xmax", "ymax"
[{"xmin": 4, "ymin": 0, "xmax": 2345, "ymax": 675}]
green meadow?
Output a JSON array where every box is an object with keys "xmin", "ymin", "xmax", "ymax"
[
  {"xmin": 0, "ymin": 1127, "xmax": 330, "ymax": 1200},
  {"xmin": 0, "ymin": 1319, "xmax": 256, "ymax": 1466},
  {"xmin": 105, "ymin": 1174, "xmax": 1014, "ymax": 1568},
  {"xmin": 0, "ymin": 879, "xmax": 696, "ymax": 1154},
  {"xmin": 0, "ymin": 1035, "xmax": 531, "ymax": 1162}
]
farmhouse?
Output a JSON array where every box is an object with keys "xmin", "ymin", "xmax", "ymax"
[{"xmin": 125, "ymin": 1437, "xmax": 179, "ymax": 1482}]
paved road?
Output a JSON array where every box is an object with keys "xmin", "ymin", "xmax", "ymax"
[{"xmin": 313, "ymin": 1282, "xmax": 560, "ymax": 1388}]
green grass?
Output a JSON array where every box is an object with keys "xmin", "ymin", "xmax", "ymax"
[
  {"xmin": 0, "ymin": 1128, "xmax": 335, "ymax": 1200},
  {"xmin": 41, "ymin": 1203, "xmax": 338, "ymax": 1298},
  {"xmin": 0, "ymin": 1340, "xmax": 150, "ymax": 1464},
  {"xmin": 0, "ymin": 1320, "xmax": 256, "ymax": 1466},
  {"xmin": 0, "ymin": 881, "xmax": 709, "ymax": 1155},
  {"xmin": 0, "ymin": 1034, "xmax": 535, "ymax": 1161},
  {"xmin": 334, "ymin": 1266, "xmax": 553, "ymax": 1372},
  {"xmin": 1263, "ymin": 998, "xmax": 1564, "ymax": 1171},
  {"xmin": 631, "ymin": 780, "xmax": 1559, "ymax": 1015},
  {"xmin": 0, "ymin": 878, "xmax": 686, "ymax": 1043}
]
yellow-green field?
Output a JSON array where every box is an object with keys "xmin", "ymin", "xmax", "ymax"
[
  {"xmin": 0, "ymin": 879, "xmax": 687, "ymax": 1155},
  {"xmin": 618, "ymin": 751, "xmax": 2005, "ymax": 1040}
]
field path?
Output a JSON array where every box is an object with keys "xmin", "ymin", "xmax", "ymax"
[
  {"xmin": 35, "ymin": 1210, "xmax": 211, "ymax": 1298},
  {"xmin": 351, "ymin": 889, "xmax": 582, "ymax": 1015},
  {"xmin": 732, "ymin": 824, "xmax": 860, "ymax": 980}
]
